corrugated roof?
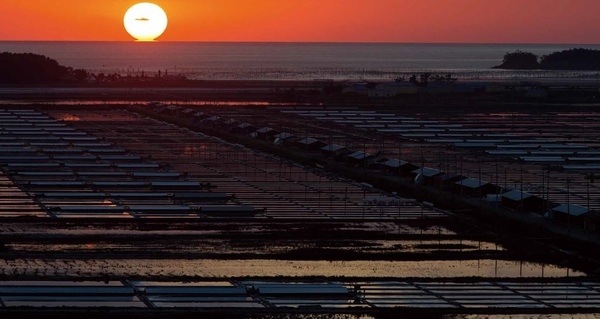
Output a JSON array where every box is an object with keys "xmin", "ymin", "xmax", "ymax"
[
  {"xmin": 487, "ymin": 150, "xmax": 528, "ymax": 155},
  {"xmin": 551, "ymin": 204, "xmax": 588, "ymax": 217},
  {"xmin": 520, "ymin": 156, "xmax": 565, "ymax": 163},
  {"xmin": 383, "ymin": 159, "xmax": 408, "ymax": 168},
  {"xmin": 502, "ymin": 189, "xmax": 533, "ymax": 201},
  {"xmin": 52, "ymin": 205, "xmax": 126, "ymax": 212},
  {"xmin": 132, "ymin": 172, "xmax": 181, "ymax": 178},
  {"xmin": 297, "ymin": 137, "xmax": 320, "ymax": 145},
  {"xmin": 454, "ymin": 142, "xmax": 497, "ymax": 148},
  {"xmin": 540, "ymin": 144, "xmax": 587, "ymax": 149},
  {"xmin": 151, "ymin": 181, "xmax": 203, "ymax": 187},
  {"xmin": 321, "ymin": 144, "xmax": 346, "ymax": 152},
  {"xmin": 256, "ymin": 127, "xmax": 274, "ymax": 134},
  {"xmin": 78, "ymin": 172, "xmax": 127, "ymax": 176},
  {"xmin": 144, "ymin": 286, "xmax": 246, "ymax": 295},
  {"xmin": 92, "ymin": 181, "xmax": 147, "ymax": 187},
  {"xmin": 0, "ymin": 155, "xmax": 50, "ymax": 161},
  {"xmin": 455, "ymin": 178, "xmax": 489, "ymax": 189},
  {"xmin": 531, "ymin": 151, "xmax": 574, "ymax": 156},
  {"xmin": 348, "ymin": 151, "xmax": 372, "ymax": 160},
  {"xmin": 28, "ymin": 181, "xmax": 85, "ymax": 186},
  {"xmin": 37, "ymin": 192, "xmax": 107, "ymax": 198},
  {"xmin": 99, "ymin": 155, "xmax": 141, "ymax": 160},
  {"xmin": 116, "ymin": 164, "xmax": 160, "ymax": 168},
  {"xmin": 411, "ymin": 167, "xmax": 442, "ymax": 177},
  {"xmin": 197, "ymin": 205, "xmax": 257, "ymax": 213},
  {"xmin": 237, "ymin": 123, "xmax": 253, "ymax": 129},
  {"xmin": 426, "ymin": 139, "xmax": 464, "ymax": 143},
  {"xmin": 274, "ymin": 132, "xmax": 295, "ymax": 139},
  {"xmin": 439, "ymin": 173, "xmax": 464, "ymax": 182},
  {"xmin": 127, "ymin": 205, "xmax": 192, "ymax": 212}
]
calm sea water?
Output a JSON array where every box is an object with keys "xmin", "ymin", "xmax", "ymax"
[{"xmin": 2, "ymin": 41, "xmax": 600, "ymax": 80}]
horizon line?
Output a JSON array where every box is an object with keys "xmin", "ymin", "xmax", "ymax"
[{"xmin": 2, "ymin": 40, "xmax": 600, "ymax": 46}]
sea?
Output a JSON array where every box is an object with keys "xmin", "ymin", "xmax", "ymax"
[{"xmin": 2, "ymin": 41, "xmax": 600, "ymax": 81}]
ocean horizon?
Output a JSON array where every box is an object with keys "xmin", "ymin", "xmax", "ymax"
[{"xmin": 2, "ymin": 41, "xmax": 600, "ymax": 81}]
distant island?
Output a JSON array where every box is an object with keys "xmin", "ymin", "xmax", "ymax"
[{"xmin": 494, "ymin": 48, "xmax": 600, "ymax": 70}]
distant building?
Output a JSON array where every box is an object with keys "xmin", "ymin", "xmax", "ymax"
[
  {"xmin": 501, "ymin": 189, "xmax": 546, "ymax": 213},
  {"xmin": 273, "ymin": 132, "xmax": 296, "ymax": 146},
  {"xmin": 321, "ymin": 144, "xmax": 351, "ymax": 160},
  {"xmin": 295, "ymin": 137, "xmax": 327, "ymax": 151},
  {"xmin": 192, "ymin": 112, "xmax": 209, "ymax": 121},
  {"xmin": 548, "ymin": 204, "xmax": 589, "ymax": 228},
  {"xmin": 438, "ymin": 173, "xmax": 466, "ymax": 189},
  {"xmin": 455, "ymin": 178, "xmax": 501, "ymax": 197},
  {"xmin": 233, "ymin": 123, "xmax": 256, "ymax": 134},
  {"xmin": 254, "ymin": 127, "xmax": 280, "ymax": 140},
  {"xmin": 411, "ymin": 167, "xmax": 443, "ymax": 186},
  {"xmin": 382, "ymin": 159, "xmax": 418, "ymax": 176},
  {"xmin": 346, "ymin": 151, "xmax": 374, "ymax": 167}
]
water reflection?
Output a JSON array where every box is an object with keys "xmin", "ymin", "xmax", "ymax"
[
  {"xmin": 1, "ymin": 259, "xmax": 584, "ymax": 278},
  {"xmin": 174, "ymin": 259, "xmax": 584, "ymax": 278},
  {"xmin": 181, "ymin": 144, "xmax": 206, "ymax": 156},
  {"xmin": 0, "ymin": 99, "xmax": 316, "ymax": 106},
  {"xmin": 9, "ymin": 239, "xmax": 503, "ymax": 255},
  {"xmin": 57, "ymin": 114, "xmax": 80, "ymax": 121}
]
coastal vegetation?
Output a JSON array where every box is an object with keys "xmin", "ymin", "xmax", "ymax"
[
  {"xmin": 494, "ymin": 48, "xmax": 600, "ymax": 70},
  {"xmin": 0, "ymin": 52, "xmax": 72, "ymax": 84},
  {"xmin": 493, "ymin": 50, "xmax": 540, "ymax": 69},
  {"xmin": 0, "ymin": 52, "xmax": 186, "ymax": 85},
  {"xmin": 541, "ymin": 48, "xmax": 600, "ymax": 70}
]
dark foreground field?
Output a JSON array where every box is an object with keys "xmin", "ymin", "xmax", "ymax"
[{"xmin": 2, "ymin": 86, "xmax": 600, "ymax": 318}]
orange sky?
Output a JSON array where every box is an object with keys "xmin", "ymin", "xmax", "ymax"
[{"xmin": 1, "ymin": 0, "xmax": 599, "ymax": 43}]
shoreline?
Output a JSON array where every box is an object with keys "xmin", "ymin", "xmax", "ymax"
[{"xmin": 0, "ymin": 77, "xmax": 600, "ymax": 108}]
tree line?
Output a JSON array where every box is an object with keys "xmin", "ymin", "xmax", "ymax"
[
  {"xmin": 0, "ymin": 52, "xmax": 89, "ymax": 84},
  {"xmin": 0, "ymin": 52, "xmax": 187, "ymax": 85}
]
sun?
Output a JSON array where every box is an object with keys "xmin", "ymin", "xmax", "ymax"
[{"xmin": 124, "ymin": 3, "xmax": 168, "ymax": 41}]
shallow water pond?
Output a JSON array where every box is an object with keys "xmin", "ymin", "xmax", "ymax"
[{"xmin": 0, "ymin": 258, "xmax": 585, "ymax": 278}]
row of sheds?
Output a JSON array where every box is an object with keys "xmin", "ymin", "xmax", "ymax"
[
  {"xmin": 151, "ymin": 104, "xmax": 597, "ymax": 230},
  {"xmin": 150, "ymin": 104, "xmax": 378, "ymax": 161},
  {"xmin": 397, "ymin": 163, "xmax": 596, "ymax": 230},
  {"xmin": 258, "ymin": 126, "xmax": 598, "ymax": 229}
]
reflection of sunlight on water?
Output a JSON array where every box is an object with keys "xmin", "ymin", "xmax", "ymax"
[
  {"xmin": 158, "ymin": 259, "xmax": 585, "ymax": 278},
  {"xmin": 9, "ymin": 239, "xmax": 503, "ymax": 256},
  {"xmin": 182, "ymin": 144, "xmax": 206, "ymax": 156},
  {"xmin": 380, "ymin": 240, "xmax": 503, "ymax": 252},
  {"xmin": 0, "ymin": 100, "xmax": 313, "ymax": 106},
  {"xmin": 58, "ymin": 114, "xmax": 80, "ymax": 121}
]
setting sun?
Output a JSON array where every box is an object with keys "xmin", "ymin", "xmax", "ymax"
[
  {"xmin": 123, "ymin": 2, "xmax": 168, "ymax": 41},
  {"xmin": 1, "ymin": 0, "xmax": 600, "ymax": 43}
]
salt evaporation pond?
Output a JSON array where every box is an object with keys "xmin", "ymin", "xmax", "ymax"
[{"xmin": 0, "ymin": 258, "xmax": 585, "ymax": 278}]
